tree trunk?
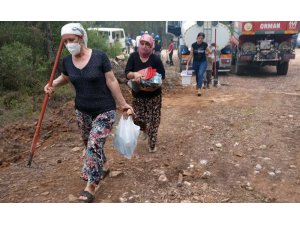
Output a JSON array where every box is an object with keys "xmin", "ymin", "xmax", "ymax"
[{"xmin": 44, "ymin": 22, "xmax": 55, "ymax": 60}]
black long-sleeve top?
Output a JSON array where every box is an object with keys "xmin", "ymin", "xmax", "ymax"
[{"xmin": 125, "ymin": 52, "xmax": 165, "ymax": 98}]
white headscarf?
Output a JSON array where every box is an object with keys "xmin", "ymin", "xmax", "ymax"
[{"xmin": 61, "ymin": 23, "xmax": 88, "ymax": 47}]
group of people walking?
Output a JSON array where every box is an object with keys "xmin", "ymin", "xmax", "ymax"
[{"xmin": 44, "ymin": 22, "xmax": 213, "ymax": 203}]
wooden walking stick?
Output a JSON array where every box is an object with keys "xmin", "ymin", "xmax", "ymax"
[{"xmin": 27, "ymin": 38, "xmax": 65, "ymax": 167}]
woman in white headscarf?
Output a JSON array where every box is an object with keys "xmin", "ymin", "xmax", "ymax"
[{"xmin": 44, "ymin": 23, "xmax": 133, "ymax": 203}]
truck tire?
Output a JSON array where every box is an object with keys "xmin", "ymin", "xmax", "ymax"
[
  {"xmin": 231, "ymin": 56, "xmax": 236, "ymax": 65},
  {"xmin": 276, "ymin": 61, "xmax": 289, "ymax": 75}
]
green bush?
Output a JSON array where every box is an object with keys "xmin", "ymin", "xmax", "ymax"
[
  {"xmin": 2, "ymin": 92, "xmax": 22, "ymax": 109},
  {"xmin": 0, "ymin": 92, "xmax": 38, "ymax": 127},
  {"xmin": 51, "ymin": 84, "xmax": 75, "ymax": 103},
  {"xmin": 0, "ymin": 42, "xmax": 34, "ymax": 91},
  {"xmin": 87, "ymin": 30, "xmax": 122, "ymax": 58}
]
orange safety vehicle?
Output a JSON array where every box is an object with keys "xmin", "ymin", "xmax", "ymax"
[{"xmin": 231, "ymin": 21, "xmax": 299, "ymax": 75}]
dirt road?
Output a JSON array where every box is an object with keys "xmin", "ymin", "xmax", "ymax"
[{"xmin": 0, "ymin": 49, "xmax": 300, "ymax": 203}]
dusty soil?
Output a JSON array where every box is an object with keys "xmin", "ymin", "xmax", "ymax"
[{"xmin": 1, "ymin": 49, "xmax": 300, "ymax": 203}]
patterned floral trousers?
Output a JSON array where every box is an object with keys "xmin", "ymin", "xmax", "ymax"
[
  {"xmin": 132, "ymin": 94, "xmax": 162, "ymax": 150},
  {"xmin": 75, "ymin": 109, "xmax": 116, "ymax": 186}
]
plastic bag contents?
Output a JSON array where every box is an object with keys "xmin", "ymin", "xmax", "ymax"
[
  {"xmin": 114, "ymin": 115, "xmax": 140, "ymax": 159},
  {"xmin": 127, "ymin": 67, "xmax": 162, "ymax": 92},
  {"xmin": 138, "ymin": 67, "xmax": 157, "ymax": 80},
  {"xmin": 140, "ymin": 73, "xmax": 162, "ymax": 88},
  {"xmin": 127, "ymin": 79, "xmax": 141, "ymax": 92}
]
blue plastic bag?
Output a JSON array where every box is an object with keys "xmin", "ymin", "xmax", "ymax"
[{"xmin": 114, "ymin": 115, "xmax": 140, "ymax": 159}]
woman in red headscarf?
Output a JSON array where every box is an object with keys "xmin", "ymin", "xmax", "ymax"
[{"xmin": 125, "ymin": 34, "xmax": 165, "ymax": 153}]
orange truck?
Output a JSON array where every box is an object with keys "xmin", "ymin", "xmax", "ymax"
[{"xmin": 231, "ymin": 21, "xmax": 299, "ymax": 75}]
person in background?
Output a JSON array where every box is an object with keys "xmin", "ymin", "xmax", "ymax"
[
  {"xmin": 125, "ymin": 34, "xmax": 165, "ymax": 153},
  {"xmin": 204, "ymin": 43, "xmax": 215, "ymax": 89},
  {"xmin": 154, "ymin": 38, "xmax": 162, "ymax": 59},
  {"xmin": 167, "ymin": 39, "xmax": 174, "ymax": 66},
  {"xmin": 44, "ymin": 23, "xmax": 133, "ymax": 203},
  {"xmin": 131, "ymin": 37, "xmax": 137, "ymax": 53},
  {"xmin": 115, "ymin": 33, "xmax": 120, "ymax": 43},
  {"xmin": 126, "ymin": 34, "xmax": 132, "ymax": 54},
  {"xmin": 135, "ymin": 31, "xmax": 144, "ymax": 52},
  {"xmin": 151, "ymin": 32, "xmax": 155, "ymax": 39},
  {"xmin": 155, "ymin": 34, "xmax": 161, "ymax": 45},
  {"xmin": 186, "ymin": 32, "xmax": 208, "ymax": 96}
]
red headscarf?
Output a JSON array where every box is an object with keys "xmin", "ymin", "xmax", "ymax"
[{"xmin": 138, "ymin": 34, "xmax": 154, "ymax": 59}]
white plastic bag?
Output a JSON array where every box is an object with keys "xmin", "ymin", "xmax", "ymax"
[{"xmin": 114, "ymin": 115, "xmax": 140, "ymax": 159}]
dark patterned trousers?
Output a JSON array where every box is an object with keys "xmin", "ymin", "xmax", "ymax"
[
  {"xmin": 75, "ymin": 109, "xmax": 116, "ymax": 186},
  {"xmin": 132, "ymin": 94, "xmax": 162, "ymax": 150}
]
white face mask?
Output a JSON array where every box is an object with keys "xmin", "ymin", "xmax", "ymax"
[{"xmin": 65, "ymin": 43, "xmax": 81, "ymax": 55}]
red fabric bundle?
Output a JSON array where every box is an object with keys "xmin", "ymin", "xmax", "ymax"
[{"xmin": 138, "ymin": 67, "xmax": 157, "ymax": 80}]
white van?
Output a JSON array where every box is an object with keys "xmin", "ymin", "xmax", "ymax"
[{"xmin": 87, "ymin": 27, "xmax": 126, "ymax": 50}]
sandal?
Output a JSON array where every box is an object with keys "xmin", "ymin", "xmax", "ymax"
[
  {"xmin": 78, "ymin": 190, "xmax": 95, "ymax": 203},
  {"xmin": 100, "ymin": 169, "xmax": 110, "ymax": 180}
]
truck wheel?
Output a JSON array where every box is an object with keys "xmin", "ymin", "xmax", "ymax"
[
  {"xmin": 276, "ymin": 61, "xmax": 289, "ymax": 75},
  {"xmin": 231, "ymin": 57, "xmax": 236, "ymax": 65}
]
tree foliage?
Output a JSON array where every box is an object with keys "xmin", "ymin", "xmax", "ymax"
[
  {"xmin": 0, "ymin": 21, "xmax": 169, "ymax": 95},
  {"xmin": 83, "ymin": 21, "xmax": 170, "ymax": 47},
  {"xmin": 0, "ymin": 42, "xmax": 34, "ymax": 91},
  {"xmin": 87, "ymin": 30, "xmax": 122, "ymax": 58}
]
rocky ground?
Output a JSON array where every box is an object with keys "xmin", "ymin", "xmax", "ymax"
[{"xmin": 0, "ymin": 49, "xmax": 300, "ymax": 203}]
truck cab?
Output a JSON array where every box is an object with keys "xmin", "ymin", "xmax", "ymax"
[{"xmin": 231, "ymin": 21, "xmax": 299, "ymax": 75}]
